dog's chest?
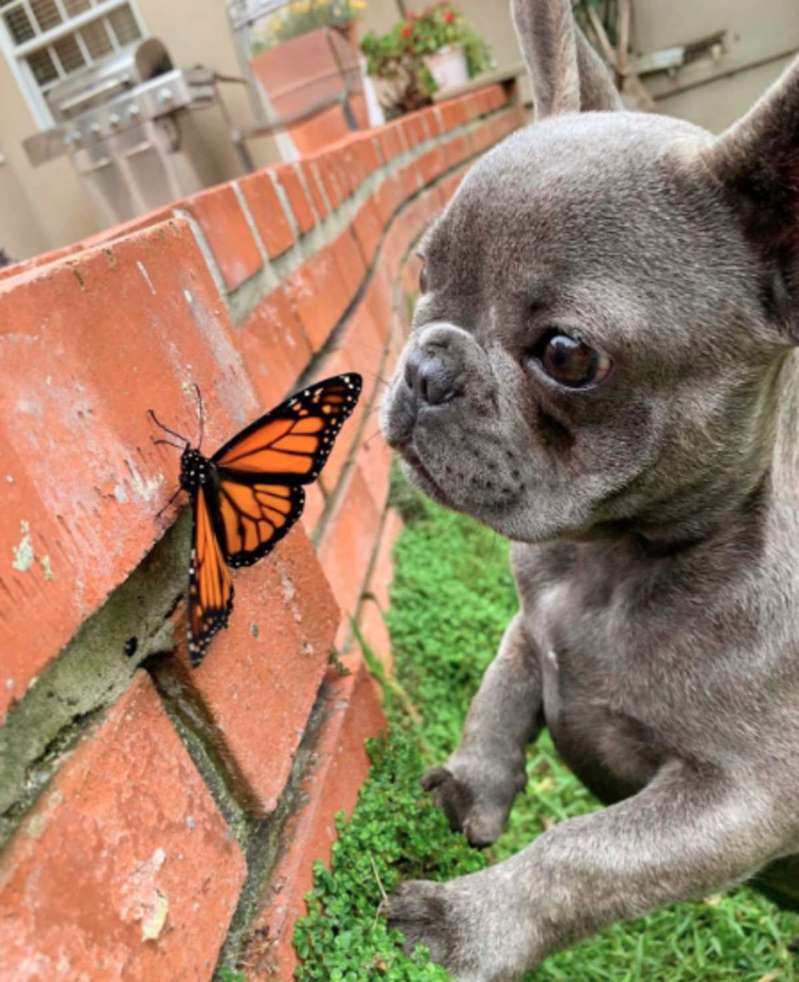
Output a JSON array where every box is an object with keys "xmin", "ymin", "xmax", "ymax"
[{"xmin": 527, "ymin": 574, "xmax": 674, "ymax": 800}]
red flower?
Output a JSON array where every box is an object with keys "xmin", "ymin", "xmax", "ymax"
[
  {"xmin": 401, "ymin": 22, "xmax": 414, "ymax": 37},
  {"xmin": 443, "ymin": 10, "xmax": 455, "ymax": 22}
]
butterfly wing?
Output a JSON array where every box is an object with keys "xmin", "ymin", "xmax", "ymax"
[
  {"xmin": 187, "ymin": 483, "xmax": 234, "ymax": 667},
  {"xmin": 209, "ymin": 374, "xmax": 362, "ymax": 569}
]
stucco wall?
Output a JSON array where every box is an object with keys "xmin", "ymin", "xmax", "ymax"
[{"xmin": 1, "ymin": 0, "xmax": 797, "ymax": 261}]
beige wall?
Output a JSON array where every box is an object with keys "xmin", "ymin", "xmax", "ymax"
[{"xmin": 1, "ymin": 0, "xmax": 798, "ymax": 262}]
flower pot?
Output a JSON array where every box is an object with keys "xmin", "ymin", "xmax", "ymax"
[
  {"xmin": 424, "ymin": 44, "xmax": 469, "ymax": 91},
  {"xmin": 249, "ymin": 25, "xmax": 368, "ymax": 158}
]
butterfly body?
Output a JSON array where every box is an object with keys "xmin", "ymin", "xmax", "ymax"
[{"xmin": 153, "ymin": 374, "xmax": 362, "ymax": 667}]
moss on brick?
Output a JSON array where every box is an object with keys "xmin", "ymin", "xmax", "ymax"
[
  {"xmin": 293, "ymin": 475, "xmax": 799, "ymax": 980},
  {"xmin": 0, "ymin": 511, "xmax": 190, "ymax": 849}
]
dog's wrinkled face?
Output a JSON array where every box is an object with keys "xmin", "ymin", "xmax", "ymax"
[{"xmin": 382, "ymin": 110, "xmax": 787, "ymax": 544}]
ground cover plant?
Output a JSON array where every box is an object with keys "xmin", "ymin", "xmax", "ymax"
[{"xmin": 293, "ymin": 475, "xmax": 799, "ymax": 980}]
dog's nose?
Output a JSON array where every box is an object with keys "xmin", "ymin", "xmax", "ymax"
[{"xmin": 404, "ymin": 346, "xmax": 461, "ymax": 406}]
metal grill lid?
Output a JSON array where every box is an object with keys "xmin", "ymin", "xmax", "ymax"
[{"xmin": 47, "ymin": 37, "xmax": 172, "ymax": 121}]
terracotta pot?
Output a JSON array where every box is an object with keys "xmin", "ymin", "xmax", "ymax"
[{"xmin": 249, "ymin": 24, "xmax": 368, "ymax": 157}]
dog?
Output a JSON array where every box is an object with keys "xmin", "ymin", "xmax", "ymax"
[{"xmin": 380, "ymin": 1, "xmax": 799, "ymax": 978}]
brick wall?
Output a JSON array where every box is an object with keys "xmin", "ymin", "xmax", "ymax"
[{"xmin": 0, "ymin": 85, "xmax": 526, "ymax": 979}]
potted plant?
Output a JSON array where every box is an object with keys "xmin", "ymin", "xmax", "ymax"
[
  {"xmin": 248, "ymin": 0, "xmax": 369, "ymax": 157},
  {"xmin": 250, "ymin": 0, "xmax": 366, "ymax": 53},
  {"xmin": 361, "ymin": 3, "xmax": 492, "ymax": 118}
]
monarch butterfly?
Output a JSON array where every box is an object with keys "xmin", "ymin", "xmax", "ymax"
[{"xmin": 149, "ymin": 374, "xmax": 362, "ymax": 667}]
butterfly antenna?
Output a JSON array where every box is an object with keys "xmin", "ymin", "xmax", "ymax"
[
  {"xmin": 147, "ymin": 408, "xmax": 190, "ymax": 446},
  {"xmin": 152, "ymin": 437, "xmax": 185, "ymax": 450},
  {"xmin": 154, "ymin": 485, "xmax": 182, "ymax": 520},
  {"xmin": 194, "ymin": 384, "xmax": 205, "ymax": 451}
]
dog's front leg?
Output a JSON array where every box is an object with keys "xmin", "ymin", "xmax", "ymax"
[
  {"xmin": 422, "ymin": 612, "xmax": 543, "ymax": 846},
  {"xmin": 388, "ymin": 761, "xmax": 783, "ymax": 981}
]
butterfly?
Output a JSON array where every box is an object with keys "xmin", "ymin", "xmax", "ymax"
[{"xmin": 149, "ymin": 374, "xmax": 362, "ymax": 667}]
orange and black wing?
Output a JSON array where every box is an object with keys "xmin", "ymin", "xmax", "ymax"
[
  {"xmin": 209, "ymin": 374, "xmax": 362, "ymax": 569},
  {"xmin": 187, "ymin": 484, "xmax": 234, "ymax": 667}
]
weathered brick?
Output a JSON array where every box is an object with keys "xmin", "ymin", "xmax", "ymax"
[
  {"xmin": 315, "ymin": 301, "xmax": 385, "ymax": 494},
  {"xmin": 238, "ymin": 171, "xmax": 295, "ymax": 259},
  {"xmin": 299, "ymin": 158, "xmax": 330, "ymax": 219},
  {"xmin": 183, "ymin": 184, "xmax": 263, "ymax": 290},
  {"xmin": 244, "ymin": 653, "xmax": 385, "ymax": 979},
  {"xmin": 352, "ymin": 196, "xmax": 385, "ymax": 266},
  {"xmin": 365, "ymin": 506, "xmax": 404, "ymax": 613},
  {"xmin": 272, "ymin": 163, "xmax": 316, "ymax": 235},
  {"xmin": 179, "ymin": 526, "xmax": 339, "ymax": 814},
  {"xmin": 436, "ymin": 96, "xmax": 468, "ymax": 131},
  {"xmin": 0, "ymin": 673, "xmax": 246, "ymax": 979},
  {"xmin": 377, "ymin": 119, "xmax": 406, "ymax": 162},
  {"xmin": 236, "ymin": 284, "xmax": 313, "ymax": 408},
  {"xmin": 301, "ymin": 481, "xmax": 326, "ymax": 536},
  {"xmin": 0, "ymin": 219, "xmax": 260, "ymax": 720},
  {"xmin": 331, "ymin": 227, "xmax": 367, "ymax": 305},
  {"xmin": 357, "ymin": 594, "xmax": 393, "ymax": 673},
  {"xmin": 358, "ymin": 429, "xmax": 393, "ymax": 516},
  {"xmin": 418, "ymin": 144, "xmax": 448, "ymax": 185},
  {"xmin": 285, "ymin": 243, "xmax": 351, "ymax": 350},
  {"xmin": 318, "ymin": 465, "xmax": 381, "ymax": 619}
]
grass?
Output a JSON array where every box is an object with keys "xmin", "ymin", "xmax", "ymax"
[{"xmin": 293, "ymin": 475, "xmax": 799, "ymax": 980}]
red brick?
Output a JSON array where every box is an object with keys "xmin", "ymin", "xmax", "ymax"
[
  {"xmin": 299, "ymin": 158, "xmax": 330, "ymax": 218},
  {"xmin": 421, "ymin": 104, "xmax": 442, "ymax": 137},
  {"xmin": 358, "ymin": 428, "xmax": 392, "ymax": 515},
  {"xmin": 238, "ymin": 171, "xmax": 295, "ymax": 259},
  {"xmin": 245, "ymin": 653, "xmax": 385, "ymax": 979},
  {"xmin": 374, "ymin": 172, "xmax": 405, "ymax": 225},
  {"xmin": 325, "ymin": 143, "xmax": 358, "ymax": 197},
  {"xmin": 301, "ymin": 481, "xmax": 326, "ymax": 535},
  {"xmin": 365, "ymin": 507, "xmax": 403, "ymax": 612},
  {"xmin": 0, "ymin": 219, "xmax": 261, "ymax": 720},
  {"xmin": 331, "ymin": 227, "xmax": 367, "ymax": 305},
  {"xmin": 272, "ymin": 163, "xmax": 316, "ymax": 235},
  {"xmin": 350, "ymin": 133, "xmax": 382, "ymax": 175},
  {"xmin": 402, "ymin": 111, "xmax": 428, "ymax": 150},
  {"xmin": 436, "ymin": 97, "xmax": 468, "ymax": 131},
  {"xmin": 352, "ymin": 196, "xmax": 384, "ymax": 266},
  {"xmin": 315, "ymin": 299, "xmax": 385, "ymax": 494},
  {"xmin": 180, "ymin": 526, "xmax": 339, "ymax": 814},
  {"xmin": 286, "ymin": 243, "xmax": 351, "ymax": 350},
  {"xmin": 398, "ymin": 159, "xmax": 422, "ymax": 198},
  {"xmin": 316, "ymin": 152, "xmax": 346, "ymax": 208},
  {"xmin": 0, "ymin": 673, "xmax": 246, "ymax": 979},
  {"xmin": 463, "ymin": 90, "xmax": 484, "ymax": 121},
  {"xmin": 0, "ymin": 241, "xmax": 83, "ymax": 282},
  {"xmin": 443, "ymin": 132, "xmax": 470, "ymax": 168},
  {"xmin": 183, "ymin": 184, "xmax": 262, "ymax": 290},
  {"xmin": 418, "ymin": 144, "xmax": 447, "ymax": 185},
  {"xmin": 318, "ymin": 465, "xmax": 380, "ymax": 618},
  {"xmin": 364, "ymin": 267, "xmax": 395, "ymax": 346},
  {"xmin": 236, "ymin": 284, "xmax": 312, "ymax": 407},
  {"xmin": 357, "ymin": 595, "xmax": 393, "ymax": 673},
  {"xmin": 377, "ymin": 120, "xmax": 406, "ymax": 162}
]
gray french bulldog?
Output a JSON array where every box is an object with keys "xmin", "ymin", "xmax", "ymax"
[{"xmin": 380, "ymin": 0, "xmax": 799, "ymax": 978}]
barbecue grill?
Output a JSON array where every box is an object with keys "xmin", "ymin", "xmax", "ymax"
[{"xmin": 23, "ymin": 38, "xmax": 220, "ymax": 225}]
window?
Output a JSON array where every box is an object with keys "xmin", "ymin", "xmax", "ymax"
[{"xmin": 0, "ymin": 0, "xmax": 146, "ymax": 127}]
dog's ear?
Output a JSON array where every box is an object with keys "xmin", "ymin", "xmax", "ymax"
[
  {"xmin": 701, "ymin": 59, "xmax": 799, "ymax": 340},
  {"xmin": 511, "ymin": 0, "xmax": 622, "ymax": 117}
]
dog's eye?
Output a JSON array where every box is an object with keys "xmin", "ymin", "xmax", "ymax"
[{"xmin": 535, "ymin": 333, "xmax": 612, "ymax": 388}]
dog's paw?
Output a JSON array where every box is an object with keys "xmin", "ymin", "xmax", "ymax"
[
  {"xmin": 422, "ymin": 758, "xmax": 524, "ymax": 846},
  {"xmin": 384, "ymin": 874, "xmax": 533, "ymax": 981},
  {"xmin": 384, "ymin": 879, "xmax": 462, "ymax": 967}
]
